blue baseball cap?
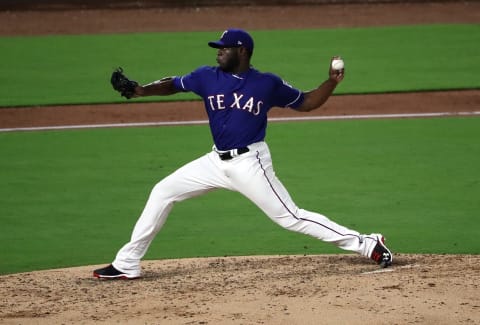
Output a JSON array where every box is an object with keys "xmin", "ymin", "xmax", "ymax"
[{"xmin": 208, "ymin": 29, "xmax": 254, "ymax": 53}]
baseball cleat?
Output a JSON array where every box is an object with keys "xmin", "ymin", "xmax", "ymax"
[
  {"xmin": 93, "ymin": 264, "xmax": 140, "ymax": 280},
  {"xmin": 369, "ymin": 235, "xmax": 393, "ymax": 268}
]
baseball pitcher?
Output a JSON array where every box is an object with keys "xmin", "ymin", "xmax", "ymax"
[{"xmin": 94, "ymin": 28, "xmax": 392, "ymax": 279}]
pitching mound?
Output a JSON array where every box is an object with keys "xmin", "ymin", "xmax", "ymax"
[{"xmin": 1, "ymin": 254, "xmax": 479, "ymax": 324}]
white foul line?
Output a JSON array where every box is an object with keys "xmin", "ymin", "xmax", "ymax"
[{"xmin": 1, "ymin": 111, "xmax": 479, "ymax": 133}]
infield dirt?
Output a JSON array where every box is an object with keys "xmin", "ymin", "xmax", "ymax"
[{"xmin": 1, "ymin": 2, "xmax": 479, "ymax": 324}]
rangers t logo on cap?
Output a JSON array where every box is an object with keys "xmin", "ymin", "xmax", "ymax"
[{"xmin": 208, "ymin": 28, "xmax": 254, "ymax": 54}]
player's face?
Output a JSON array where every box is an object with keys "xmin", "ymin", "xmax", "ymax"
[{"xmin": 216, "ymin": 47, "xmax": 241, "ymax": 73}]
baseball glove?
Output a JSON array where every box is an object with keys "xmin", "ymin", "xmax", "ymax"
[{"xmin": 111, "ymin": 67, "xmax": 138, "ymax": 99}]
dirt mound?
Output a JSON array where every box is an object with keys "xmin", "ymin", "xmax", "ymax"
[{"xmin": 1, "ymin": 254, "xmax": 479, "ymax": 324}]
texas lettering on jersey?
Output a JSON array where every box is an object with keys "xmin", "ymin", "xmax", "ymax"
[
  {"xmin": 173, "ymin": 66, "xmax": 304, "ymax": 149},
  {"xmin": 207, "ymin": 93, "xmax": 263, "ymax": 116}
]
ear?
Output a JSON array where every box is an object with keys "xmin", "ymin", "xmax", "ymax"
[{"xmin": 238, "ymin": 46, "xmax": 249, "ymax": 58}]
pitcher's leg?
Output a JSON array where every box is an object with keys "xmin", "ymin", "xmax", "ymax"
[
  {"xmin": 231, "ymin": 144, "xmax": 377, "ymax": 257},
  {"xmin": 112, "ymin": 182, "xmax": 178, "ymax": 275},
  {"xmin": 290, "ymin": 209, "xmax": 378, "ymax": 257},
  {"xmin": 113, "ymin": 152, "xmax": 228, "ymax": 275}
]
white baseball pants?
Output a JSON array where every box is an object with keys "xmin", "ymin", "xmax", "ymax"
[{"xmin": 112, "ymin": 141, "xmax": 378, "ymax": 276}]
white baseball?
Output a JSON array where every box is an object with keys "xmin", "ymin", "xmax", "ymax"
[{"xmin": 331, "ymin": 59, "xmax": 345, "ymax": 70}]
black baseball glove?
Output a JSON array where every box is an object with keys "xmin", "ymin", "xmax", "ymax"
[{"xmin": 111, "ymin": 67, "xmax": 139, "ymax": 99}]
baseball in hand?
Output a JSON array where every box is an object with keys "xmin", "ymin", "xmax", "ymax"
[{"xmin": 331, "ymin": 58, "xmax": 345, "ymax": 70}]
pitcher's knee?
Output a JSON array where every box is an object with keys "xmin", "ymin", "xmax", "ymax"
[
  {"xmin": 270, "ymin": 213, "xmax": 303, "ymax": 231},
  {"xmin": 150, "ymin": 182, "xmax": 175, "ymax": 201}
]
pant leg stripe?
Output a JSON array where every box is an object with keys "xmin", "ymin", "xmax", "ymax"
[{"xmin": 255, "ymin": 151, "xmax": 361, "ymax": 239}]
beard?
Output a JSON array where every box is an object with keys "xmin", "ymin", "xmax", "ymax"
[{"xmin": 218, "ymin": 51, "xmax": 240, "ymax": 73}]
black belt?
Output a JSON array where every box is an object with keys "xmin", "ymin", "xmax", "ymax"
[{"xmin": 218, "ymin": 147, "xmax": 250, "ymax": 160}]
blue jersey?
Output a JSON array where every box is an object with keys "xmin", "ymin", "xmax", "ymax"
[{"xmin": 173, "ymin": 66, "xmax": 305, "ymax": 150}]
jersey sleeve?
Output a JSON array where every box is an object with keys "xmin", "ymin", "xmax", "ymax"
[
  {"xmin": 269, "ymin": 74, "xmax": 305, "ymax": 109},
  {"xmin": 172, "ymin": 66, "xmax": 209, "ymax": 96}
]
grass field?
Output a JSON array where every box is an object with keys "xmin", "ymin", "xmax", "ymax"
[
  {"xmin": 0, "ymin": 24, "xmax": 479, "ymax": 107},
  {"xmin": 1, "ymin": 117, "xmax": 479, "ymax": 275},
  {"xmin": 1, "ymin": 24, "xmax": 478, "ymax": 275}
]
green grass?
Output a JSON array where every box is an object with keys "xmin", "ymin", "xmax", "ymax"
[
  {"xmin": 0, "ymin": 24, "xmax": 478, "ymax": 107},
  {"xmin": 1, "ymin": 117, "xmax": 479, "ymax": 274}
]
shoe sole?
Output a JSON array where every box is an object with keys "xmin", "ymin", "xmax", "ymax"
[
  {"xmin": 93, "ymin": 272, "xmax": 140, "ymax": 280},
  {"xmin": 377, "ymin": 236, "xmax": 393, "ymax": 268}
]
